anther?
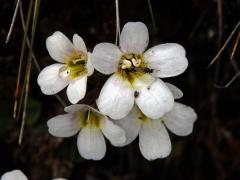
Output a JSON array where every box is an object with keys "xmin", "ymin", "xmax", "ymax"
[
  {"xmin": 132, "ymin": 58, "xmax": 141, "ymax": 67},
  {"xmin": 121, "ymin": 59, "xmax": 132, "ymax": 69}
]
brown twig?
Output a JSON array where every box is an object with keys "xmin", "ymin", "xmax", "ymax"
[
  {"xmin": 207, "ymin": 21, "xmax": 240, "ymax": 68},
  {"xmin": 5, "ymin": 0, "xmax": 21, "ymax": 43}
]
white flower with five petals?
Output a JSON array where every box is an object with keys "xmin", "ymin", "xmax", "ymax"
[
  {"xmin": 115, "ymin": 84, "xmax": 197, "ymax": 160},
  {"xmin": 47, "ymin": 104, "xmax": 126, "ymax": 160},
  {"xmin": 91, "ymin": 22, "xmax": 188, "ymax": 120},
  {"xmin": 37, "ymin": 31, "xmax": 94, "ymax": 104}
]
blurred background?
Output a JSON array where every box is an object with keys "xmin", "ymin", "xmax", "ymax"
[{"xmin": 0, "ymin": 0, "xmax": 240, "ymax": 179}]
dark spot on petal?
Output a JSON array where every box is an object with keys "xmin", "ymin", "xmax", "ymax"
[
  {"xmin": 134, "ymin": 91, "xmax": 139, "ymax": 98},
  {"xmin": 147, "ymin": 86, "xmax": 151, "ymax": 90},
  {"xmin": 138, "ymin": 116, "xmax": 143, "ymax": 120}
]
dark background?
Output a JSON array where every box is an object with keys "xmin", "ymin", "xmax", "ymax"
[{"xmin": 0, "ymin": 0, "xmax": 240, "ymax": 179}]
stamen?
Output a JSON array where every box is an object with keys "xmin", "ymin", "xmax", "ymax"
[
  {"xmin": 72, "ymin": 59, "xmax": 84, "ymax": 64},
  {"xmin": 121, "ymin": 59, "xmax": 132, "ymax": 69},
  {"xmin": 78, "ymin": 109, "xmax": 103, "ymax": 128},
  {"xmin": 131, "ymin": 58, "xmax": 141, "ymax": 67}
]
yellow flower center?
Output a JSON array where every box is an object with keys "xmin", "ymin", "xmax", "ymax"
[
  {"xmin": 120, "ymin": 53, "xmax": 145, "ymax": 70},
  {"xmin": 59, "ymin": 51, "xmax": 88, "ymax": 80},
  {"xmin": 117, "ymin": 53, "xmax": 154, "ymax": 88},
  {"xmin": 77, "ymin": 109, "xmax": 102, "ymax": 128}
]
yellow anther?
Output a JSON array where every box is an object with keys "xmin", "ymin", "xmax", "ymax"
[
  {"xmin": 72, "ymin": 59, "xmax": 83, "ymax": 64},
  {"xmin": 121, "ymin": 59, "xmax": 132, "ymax": 69},
  {"xmin": 131, "ymin": 58, "xmax": 141, "ymax": 67}
]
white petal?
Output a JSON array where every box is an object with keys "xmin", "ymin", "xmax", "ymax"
[
  {"xmin": 67, "ymin": 76, "xmax": 87, "ymax": 104},
  {"xmin": 46, "ymin": 31, "xmax": 75, "ymax": 63},
  {"xmin": 91, "ymin": 43, "xmax": 122, "ymax": 74},
  {"xmin": 64, "ymin": 104, "xmax": 101, "ymax": 116},
  {"xmin": 135, "ymin": 79, "xmax": 174, "ymax": 119},
  {"xmin": 120, "ymin": 22, "xmax": 149, "ymax": 54},
  {"xmin": 163, "ymin": 102, "xmax": 197, "ymax": 136},
  {"xmin": 64, "ymin": 104, "xmax": 89, "ymax": 113},
  {"xmin": 115, "ymin": 106, "xmax": 141, "ymax": 146},
  {"xmin": 77, "ymin": 127, "xmax": 106, "ymax": 160},
  {"xmin": 1, "ymin": 170, "xmax": 28, "ymax": 180},
  {"xmin": 144, "ymin": 43, "xmax": 188, "ymax": 77},
  {"xmin": 132, "ymin": 73, "xmax": 155, "ymax": 90},
  {"xmin": 97, "ymin": 74, "xmax": 134, "ymax": 120},
  {"xmin": 101, "ymin": 117, "xmax": 126, "ymax": 146},
  {"xmin": 73, "ymin": 34, "xmax": 87, "ymax": 53},
  {"xmin": 37, "ymin": 64, "xmax": 68, "ymax": 95},
  {"xmin": 47, "ymin": 114, "xmax": 79, "ymax": 137},
  {"xmin": 165, "ymin": 82, "xmax": 183, "ymax": 99},
  {"xmin": 86, "ymin": 52, "xmax": 94, "ymax": 76},
  {"xmin": 139, "ymin": 120, "xmax": 171, "ymax": 160}
]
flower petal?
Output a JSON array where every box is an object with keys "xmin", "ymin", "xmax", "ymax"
[
  {"xmin": 91, "ymin": 43, "xmax": 122, "ymax": 74},
  {"xmin": 144, "ymin": 43, "xmax": 188, "ymax": 77},
  {"xmin": 67, "ymin": 76, "xmax": 87, "ymax": 104},
  {"xmin": 46, "ymin": 31, "xmax": 75, "ymax": 63},
  {"xmin": 139, "ymin": 120, "xmax": 171, "ymax": 160},
  {"xmin": 64, "ymin": 104, "xmax": 89, "ymax": 113},
  {"xmin": 97, "ymin": 74, "xmax": 134, "ymax": 120},
  {"xmin": 37, "ymin": 63, "xmax": 68, "ymax": 95},
  {"xmin": 1, "ymin": 170, "xmax": 28, "ymax": 180},
  {"xmin": 101, "ymin": 117, "xmax": 126, "ymax": 146},
  {"xmin": 135, "ymin": 79, "xmax": 174, "ymax": 119},
  {"xmin": 86, "ymin": 52, "xmax": 94, "ymax": 76},
  {"xmin": 163, "ymin": 102, "xmax": 197, "ymax": 136},
  {"xmin": 120, "ymin": 22, "xmax": 149, "ymax": 54},
  {"xmin": 77, "ymin": 127, "xmax": 106, "ymax": 160},
  {"xmin": 165, "ymin": 82, "xmax": 183, "ymax": 99},
  {"xmin": 115, "ymin": 106, "xmax": 141, "ymax": 146},
  {"xmin": 47, "ymin": 114, "xmax": 79, "ymax": 137},
  {"xmin": 73, "ymin": 34, "xmax": 87, "ymax": 53},
  {"xmin": 132, "ymin": 73, "xmax": 155, "ymax": 90}
]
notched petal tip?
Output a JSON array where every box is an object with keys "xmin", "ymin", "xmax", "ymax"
[
  {"xmin": 77, "ymin": 128, "xmax": 106, "ymax": 160},
  {"xmin": 139, "ymin": 120, "xmax": 172, "ymax": 160}
]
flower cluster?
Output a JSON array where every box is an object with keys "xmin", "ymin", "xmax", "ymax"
[{"xmin": 37, "ymin": 22, "xmax": 197, "ymax": 161}]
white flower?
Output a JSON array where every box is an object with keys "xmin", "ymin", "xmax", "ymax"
[
  {"xmin": 91, "ymin": 22, "xmax": 188, "ymax": 119},
  {"xmin": 1, "ymin": 169, "xmax": 67, "ymax": 180},
  {"xmin": 47, "ymin": 104, "xmax": 126, "ymax": 160},
  {"xmin": 115, "ymin": 84, "xmax": 197, "ymax": 160},
  {"xmin": 37, "ymin": 31, "xmax": 94, "ymax": 104},
  {"xmin": 1, "ymin": 170, "xmax": 28, "ymax": 180}
]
